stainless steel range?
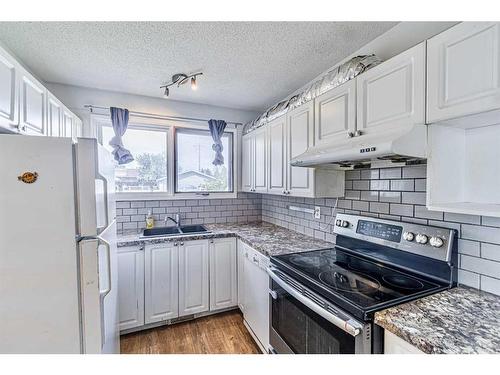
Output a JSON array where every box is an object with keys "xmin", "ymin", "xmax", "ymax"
[{"xmin": 267, "ymin": 214, "xmax": 458, "ymax": 354}]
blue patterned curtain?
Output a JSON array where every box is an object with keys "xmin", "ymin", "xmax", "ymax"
[
  {"xmin": 109, "ymin": 107, "xmax": 134, "ymax": 165},
  {"xmin": 208, "ymin": 119, "xmax": 227, "ymax": 166}
]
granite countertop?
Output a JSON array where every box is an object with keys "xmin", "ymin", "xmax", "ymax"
[
  {"xmin": 117, "ymin": 221, "xmax": 335, "ymax": 257},
  {"xmin": 375, "ymin": 286, "xmax": 500, "ymax": 354}
]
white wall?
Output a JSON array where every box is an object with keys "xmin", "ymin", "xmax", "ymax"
[{"xmin": 46, "ymin": 83, "xmax": 260, "ymax": 137}]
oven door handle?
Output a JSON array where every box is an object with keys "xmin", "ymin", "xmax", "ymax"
[{"xmin": 267, "ymin": 267, "xmax": 363, "ymax": 337}]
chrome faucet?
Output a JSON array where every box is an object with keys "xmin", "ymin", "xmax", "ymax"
[{"xmin": 165, "ymin": 213, "xmax": 181, "ymax": 228}]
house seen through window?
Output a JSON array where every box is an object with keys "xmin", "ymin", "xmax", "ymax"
[{"xmin": 175, "ymin": 128, "xmax": 233, "ymax": 193}]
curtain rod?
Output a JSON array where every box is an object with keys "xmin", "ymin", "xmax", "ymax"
[{"xmin": 83, "ymin": 104, "xmax": 243, "ymax": 127}]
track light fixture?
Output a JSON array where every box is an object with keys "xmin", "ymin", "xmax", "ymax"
[{"xmin": 160, "ymin": 72, "xmax": 203, "ymax": 98}]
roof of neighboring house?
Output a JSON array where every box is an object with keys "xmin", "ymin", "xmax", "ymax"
[{"xmin": 177, "ymin": 170, "xmax": 217, "ymax": 181}]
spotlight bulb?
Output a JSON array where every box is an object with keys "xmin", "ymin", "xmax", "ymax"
[{"xmin": 191, "ymin": 76, "xmax": 197, "ymax": 90}]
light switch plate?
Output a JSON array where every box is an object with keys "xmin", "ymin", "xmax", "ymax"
[{"xmin": 314, "ymin": 206, "xmax": 321, "ymax": 219}]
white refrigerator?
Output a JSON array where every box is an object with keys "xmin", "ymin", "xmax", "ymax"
[{"xmin": 0, "ymin": 135, "xmax": 119, "ymax": 354}]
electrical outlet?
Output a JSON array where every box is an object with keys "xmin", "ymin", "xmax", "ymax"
[{"xmin": 314, "ymin": 206, "xmax": 321, "ymax": 219}]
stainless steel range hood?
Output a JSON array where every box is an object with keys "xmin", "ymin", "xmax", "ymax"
[{"xmin": 290, "ymin": 124, "xmax": 427, "ymax": 169}]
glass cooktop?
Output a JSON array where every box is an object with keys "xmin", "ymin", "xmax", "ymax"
[{"xmin": 272, "ymin": 247, "xmax": 444, "ymax": 313}]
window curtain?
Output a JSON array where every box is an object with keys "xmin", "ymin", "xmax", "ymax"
[
  {"xmin": 208, "ymin": 119, "xmax": 227, "ymax": 166},
  {"xmin": 109, "ymin": 107, "xmax": 134, "ymax": 165}
]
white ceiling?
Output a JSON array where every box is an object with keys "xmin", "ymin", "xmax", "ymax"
[{"xmin": 0, "ymin": 22, "xmax": 397, "ymax": 111}]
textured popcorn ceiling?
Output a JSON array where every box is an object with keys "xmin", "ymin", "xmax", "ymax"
[{"xmin": 0, "ymin": 22, "xmax": 397, "ymax": 111}]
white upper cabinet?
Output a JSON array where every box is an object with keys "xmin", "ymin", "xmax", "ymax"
[
  {"xmin": 118, "ymin": 245, "xmax": 145, "ymax": 331},
  {"xmin": 267, "ymin": 115, "xmax": 287, "ymax": 194},
  {"xmin": 357, "ymin": 41, "xmax": 426, "ymax": 134},
  {"xmin": 0, "ymin": 45, "xmax": 82, "ymax": 137},
  {"xmin": 241, "ymin": 134, "xmax": 253, "ymax": 192},
  {"xmin": 144, "ymin": 243, "xmax": 179, "ymax": 324},
  {"xmin": 62, "ymin": 109, "xmax": 74, "ymax": 138},
  {"xmin": 258, "ymin": 104, "xmax": 344, "ymax": 198},
  {"xmin": 427, "ymin": 22, "xmax": 500, "ymax": 125},
  {"xmin": 287, "ymin": 102, "xmax": 315, "ymax": 197},
  {"xmin": 20, "ymin": 69, "xmax": 47, "ymax": 136},
  {"xmin": 209, "ymin": 238, "xmax": 237, "ymax": 311},
  {"xmin": 178, "ymin": 240, "xmax": 209, "ymax": 317},
  {"xmin": 241, "ymin": 124, "xmax": 268, "ymax": 193},
  {"xmin": 73, "ymin": 116, "xmax": 83, "ymax": 138},
  {"xmin": 253, "ymin": 125, "xmax": 268, "ymax": 192},
  {"xmin": 47, "ymin": 92, "xmax": 63, "ymax": 137},
  {"xmin": 315, "ymin": 79, "xmax": 356, "ymax": 145},
  {"xmin": 0, "ymin": 46, "xmax": 19, "ymax": 131}
]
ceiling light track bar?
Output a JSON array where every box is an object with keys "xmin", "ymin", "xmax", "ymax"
[{"xmin": 84, "ymin": 104, "xmax": 242, "ymax": 127}]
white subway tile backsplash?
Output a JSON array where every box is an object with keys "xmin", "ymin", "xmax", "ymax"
[
  {"xmin": 414, "ymin": 206, "xmax": 444, "ymax": 220},
  {"xmin": 480, "ymin": 276, "xmax": 500, "ymax": 295},
  {"xmin": 461, "ymin": 255, "xmax": 500, "ymax": 279},
  {"xmin": 389, "ymin": 204, "xmax": 414, "ymax": 217},
  {"xmin": 458, "ymin": 269, "xmax": 481, "ymax": 289},
  {"xmin": 379, "ymin": 191, "xmax": 401, "ymax": 203},
  {"xmin": 361, "ymin": 191, "xmax": 379, "ymax": 201},
  {"xmin": 458, "ymin": 239, "xmax": 481, "ymax": 257},
  {"xmin": 353, "ymin": 180, "xmax": 370, "ymax": 190},
  {"xmin": 414, "ymin": 179, "xmax": 426, "ymax": 192},
  {"xmin": 402, "ymin": 192, "xmax": 426, "ymax": 205},
  {"xmin": 402, "ymin": 165, "xmax": 426, "ymax": 178},
  {"xmin": 369, "ymin": 202, "xmax": 390, "ymax": 214},
  {"xmin": 390, "ymin": 179, "xmax": 415, "ymax": 191},
  {"xmin": 361, "ymin": 169, "xmax": 379, "ymax": 180},
  {"xmin": 481, "ymin": 243, "xmax": 500, "ymax": 262},
  {"xmin": 370, "ymin": 180, "xmax": 390, "ymax": 191},
  {"xmin": 462, "ymin": 224, "xmax": 500, "ymax": 245},
  {"xmin": 482, "ymin": 216, "xmax": 500, "ymax": 228},
  {"xmin": 380, "ymin": 167, "xmax": 402, "ymax": 179},
  {"xmin": 444, "ymin": 212, "xmax": 481, "ymax": 225}
]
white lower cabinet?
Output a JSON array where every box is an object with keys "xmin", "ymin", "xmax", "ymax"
[
  {"xmin": 209, "ymin": 238, "xmax": 238, "ymax": 311},
  {"xmin": 178, "ymin": 239, "xmax": 210, "ymax": 316},
  {"xmin": 384, "ymin": 330, "xmax": 424, "ymax": 354},
  {"xmin": 239, "ymin": 240, "xmax": 270, "ymax": 353},
  {"xmin": 144, "ymin": 243, "xmax": 179, "ymax": 324},
  {"xmin": 118, "ymin": 246, "xmax": 145, "ymax": 331}
]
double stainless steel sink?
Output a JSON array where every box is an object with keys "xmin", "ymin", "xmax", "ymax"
[{"xmin": 140, "ymin": 224, "xmax": 210, "ymax": 238}]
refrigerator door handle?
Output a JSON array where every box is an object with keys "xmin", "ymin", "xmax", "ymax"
[
  {"xmin": 98, "ymin": 236, "xmax": 112, "ymax": 300},
  {"xmin": 96, "ymin": 172, "xmax": 109, "ymax": 234}
]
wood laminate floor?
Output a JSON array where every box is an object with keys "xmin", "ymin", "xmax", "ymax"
[{"xmin": 120, "ymin": 310, "xmax": 261, "ymax": 354}]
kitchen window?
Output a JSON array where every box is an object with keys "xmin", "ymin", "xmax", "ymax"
[
  {"xmin": 101, "ymin": 124, "xmax": 168, "ymax": 193},
  {"xmin": 95, "ymin": 115, "xmax": 236, "ymax": 200},
  {"xmin": 175, "ymin": 128, "xmax": 233, "ymax": 193}
]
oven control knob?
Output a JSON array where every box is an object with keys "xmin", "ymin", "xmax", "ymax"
[
  {"xmin": 341, "ymin": 220, "xmax": 349, "ymax": 228},
  {"xmin": 403, "ymin": 231, "xmax": 415, "ymax": 241},
  {"xmin": 430, "ymin": 236, "xmax": 444, "ymax": 248},
  {"xmin": 415, "ymin": 234, "xmax": 428, "ymax": 244}
]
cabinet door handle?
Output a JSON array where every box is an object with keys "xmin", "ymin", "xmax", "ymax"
[
  {"xmin": 354, "ymin": 130, "xmax": 362, "ymax": 137},
  {"xmin": 139, "ymin": 246, "xmax": 144, "ymax": 251},
  {"xmin": 173, "ymin": 242, "xmax": 178, "ymax": 246},
  {"xmin": 347, "ymin": 131, "xmax": 354, "ymax": 138},
  {"xmin": 180, "ymin": 242, "xmax": 184, "ymax": 246}
]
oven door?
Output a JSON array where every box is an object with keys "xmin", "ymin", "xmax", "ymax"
[{"xmin": 268, "ymin": 267, "xmax": 371, "ymax": 354}]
